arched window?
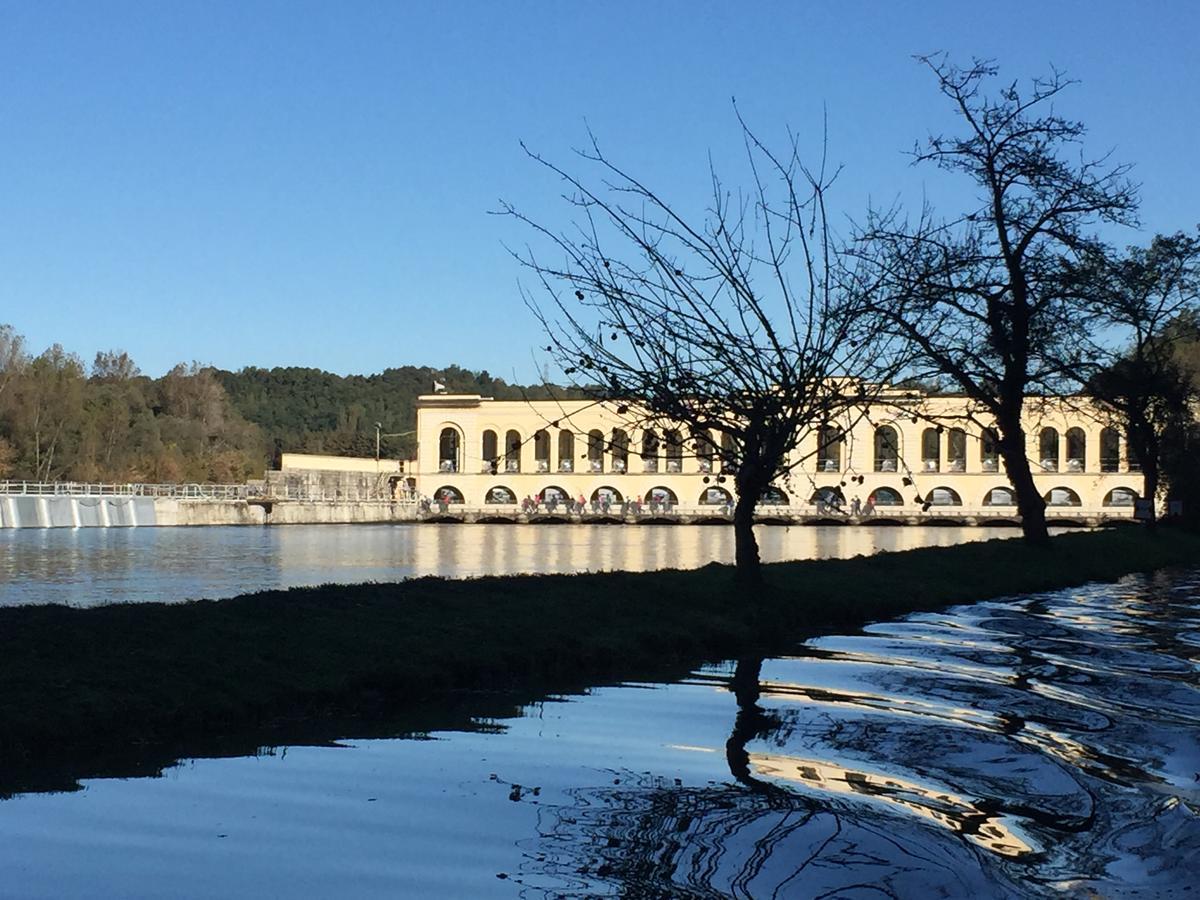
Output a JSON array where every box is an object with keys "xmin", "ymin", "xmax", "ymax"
[
  {"xmin": 1103, "ymin": 487, "xmax": 1137, "ymax": 507},
  {"xmin": 533, "ymin": 429, "xmax": 551, "ymax": 472},
  {"xmin": 647, "ymin": 486, "xmax": 677, "ymax": 508},
  {"xmin": 869, "ymin": 487, "xmax": 903, "ymax": 506},
  {"xmin": 591, "ymin": 486, "xmax": 623, "ymax": 507},
  {"xmin": 641, "ymin": 430, "xmax": 659, "ymax": 473},
  {"xmin": 1045, "ymin": 486, "xmax": 1081, "ymax": 507},
  {"xmin": 760, "ymin": 486, "xmax": 789, "ymax": 506},
  {"xmin": 921, "ymin": 427, "xmax": 940, "ymax": 473},
  {"xmin": 981, "ymin": 427, "xmax": 999, "ymax": 472},
  {"xmin": 1100, "ymin": 427, "xmax": 1120, "ymax": 473},
  {"xmin": 983, "ymin": 486, "xmax": 1016, "ymax": 506},
  {"xmin": 433, "ymin": 485, "xmax": 464, "ymax": 504},
  {"xmin": 817, "ymin": 425, "xmax": 842, "ymax": 472},
  {"xmin": 811, "ymin": 486, "xmax": 845, "ymax": 510},
  {"xmin": 948, "ymin": 428, "xmax": 966, "ymax": 472},
  {"xmin": 611, "ymin": 429, "xmax": 629, "ymax": 473},
  {"xmin": 557, "ymin": 430, "xmax": 575, "ymax": 472},
  {"xmin": 481, "ymin": 430, "xmax": 498, "ymax": 473},
  {"xmin": 1066, "ymin": 427, "xmax": 1086, "ymax": 472},
  {"xmin": 539, "ymin": 485, "xmax": 569, "ymax": 508},
  {"xmin": 720, "ymin": 431, "xmax": 738, "ymax": 473},
  {"xmin": 701, "ymin": 486, "xmax": 733, "ymax": 505},
  {"xmin": 485, "ymin": 486, "xmax": 516, "ymax": 504},
  {"xmin": 928, "ymin": 486, "xmax": 962, "ymax": 507},
  {"xmin": 874, "ymin": 425, "xmax": 899, "ymax": 472},
  {"xmin": 504, "ymin": 430, "xmax": 522, "ymax": 473},
  {"xmin": 438, "ymin": 428, "xmax": 461, "ymax": 473},
  {"xmin": 1039, "ymin": 428, "xmax": 1060, "ymax": 472},
  {"xmin": 694, "ymin": 430, "xmax": 716, "ymax": 473},
  {"xmin": 664, "ymin": 430, "xmax": 683, "ymax": 473}
]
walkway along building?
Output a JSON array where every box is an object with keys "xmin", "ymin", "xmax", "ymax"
[{"xmin": 412, "ymin": 389, "xmax": 1144, "ymax": 521}]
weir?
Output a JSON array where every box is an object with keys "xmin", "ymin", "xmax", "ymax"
[
  {"xmin": 0, "ymin": 481, "xmax": 423, "ymax": 528},
  {"xmin": 0, "ymin": 494, "xmax": 159, "ymax": 528}
]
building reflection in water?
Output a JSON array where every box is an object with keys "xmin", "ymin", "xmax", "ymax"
[
  {"xmin": 1, "ymin": 523, "xmax": 1053, "ymax": 607},
  {"xmin": 272, "ymin": 523, "xmax": 1028, "ymax": 584}
]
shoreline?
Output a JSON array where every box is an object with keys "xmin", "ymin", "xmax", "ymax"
[{"xmin": 1, "ymin": 528, "xmax": 1197, "ymax": 796}]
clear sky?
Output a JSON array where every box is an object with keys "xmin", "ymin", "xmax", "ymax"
[{"xmin": 0, "ymin": 1, "xmax": 1195, "ymax": 380}]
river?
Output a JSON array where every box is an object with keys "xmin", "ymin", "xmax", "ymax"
[
  {"xmin": 0, "ymin": 543, "xmax": 1195, "ymax": 895},
  {"xmin": 0, "ymin": 522, "xmax": 1038, "ymax": 607}
]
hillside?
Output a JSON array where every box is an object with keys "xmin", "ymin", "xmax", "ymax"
[{"xmin": 0, "ymin": 322, "xmax": 578, "ymax": 482}]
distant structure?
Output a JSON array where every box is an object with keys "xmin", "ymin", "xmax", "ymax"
[
  {"xmin": 409, "ymin": 389, "xmax": 1143, "ymax": 519},
  {"xmin": 268, "ymin": 453, "xmax": 413, "ymax": 501}
]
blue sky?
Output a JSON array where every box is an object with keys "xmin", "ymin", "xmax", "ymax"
[{"xmin": 0, "ymin": 1, "xmax": 1196, "ymax": 379}]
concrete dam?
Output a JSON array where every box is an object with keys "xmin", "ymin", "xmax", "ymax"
[
  {"xmin": 0, "ymin": 483, "xmax": 420, "ymax": 528},
  {"xmin": 1, "ymin": 494, "xmax": 158, "ymax": 528}
]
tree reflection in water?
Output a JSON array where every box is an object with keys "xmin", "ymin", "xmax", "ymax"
[
  {"xmin": 522, "ymin": 657, "xmax": 1028, "ymax": 898},
  {"xmin": 519, "ymin": 573, "xmax": 1200, "ymax": 898}
]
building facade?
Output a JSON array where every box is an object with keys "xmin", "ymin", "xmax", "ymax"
[{"xmin": 412, "ymin": 391, "xmax": 1143, "ymax": 517}]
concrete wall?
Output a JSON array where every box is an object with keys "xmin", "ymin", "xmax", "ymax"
[
  {"xmin": 160, "ymin": 499, "xmax": 421, "ymax": 526},
  {"xmin": 262, "ymin": 501, "xmax": 419, "ymax": 525},
  {"xmin": 279, "ymin": 453, "xmax": 405, "ymax": 474},
  {"xmin": 268, "ymin": 454, "xmax": 416, "ymax": 501},
  {"xmin": 156, "ymin": 500, "xmax": 265, "ymax": 526}
]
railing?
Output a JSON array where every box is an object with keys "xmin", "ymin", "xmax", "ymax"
[
  {"xmin": 0, "ymin": 481, "xmax": 422, "ymax": 504},
  {"xmin": 265, "ymin": 484, "xmax": 420, "ymax": 503},
  {"xmin": 0, "ymin": 481, "xmax": 252, "ymax": 500}
]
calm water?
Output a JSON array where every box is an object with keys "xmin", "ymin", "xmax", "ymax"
[
  {"xmin": 0, "ymin": 523, "xmax": 1033, "ymax": 607},
  {"xmin": 1, "ymin": 570, "xmax": 1197, "ymax": 897}
]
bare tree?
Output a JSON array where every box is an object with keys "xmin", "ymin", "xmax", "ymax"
[
  {"xmin": 1076, "ymin": 232, "xmax": 1200, "ymax": 526},
  {"xmin": 853, "ymin": 56, "xmax": 1139, "ymax": 545},
  {"xmin": 500, "ymin": 116, "xmax": 900, "ymax": 586}
]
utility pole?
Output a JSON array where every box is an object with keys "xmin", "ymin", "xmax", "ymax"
[{"xmin": 375, "ymin": 426, "xmax": 416, "ymax": 462}]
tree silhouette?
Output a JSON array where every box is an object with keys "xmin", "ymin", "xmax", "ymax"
[
  {"xmin": 853, "ymin": 56, "xmax": 1139, "ymax": 545},
  {"xmin": 502, "ymin": 116, "xmax": 901, "ymax": 585},
  {"xmin": 1077, "ymin": 232, "xmax": 1200, "ymax": 526}
]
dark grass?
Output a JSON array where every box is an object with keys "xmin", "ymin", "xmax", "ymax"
[{"xmin": 2, "ymin": 527, "xmax": 1198, "ymax": 794}]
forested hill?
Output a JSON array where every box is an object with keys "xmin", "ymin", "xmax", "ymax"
[
  {"xmin": 0, "ymin": 321, "xmax": 577, "ymax": 483},
  {"xmin": 215, "ymin": 364, "xmax": 577, "ymax": 461}
]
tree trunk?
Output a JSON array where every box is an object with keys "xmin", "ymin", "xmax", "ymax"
[
  {"xmin": 1130, "ymin": 420, "xmax": 1160, "ymax": 532},
  {"xmin": 732, "ymin": 491, "xmax": 762, "ymax": 587},
  {"xmin": 1142, "ymin": 454, "xmax": 1160, "ymax": 532},
  {"xmin": 997, "ymin": 420, "xmax": 1050, "ymax": 546}
]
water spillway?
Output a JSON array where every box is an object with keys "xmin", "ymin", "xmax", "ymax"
[
  {"xmin": 0, "ymin": 483, "xmax": 423, "ymax": 529},
  {"xmin": 0, "ymin": 494, "xmax": 158, "ymax": 528}
]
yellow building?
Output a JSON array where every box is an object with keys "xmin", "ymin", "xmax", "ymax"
[{"xmin": 412, "ymin": 390, "xmax": 1143, "ymax": 520}]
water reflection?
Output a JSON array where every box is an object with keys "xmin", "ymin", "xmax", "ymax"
[
  {"xmin": 526, "ymin": 572, "xmax": 1200, "ymax": 897},
  {"xmin": 0, "ymin": 523, "xmax": 1031, "ymax": 606}
]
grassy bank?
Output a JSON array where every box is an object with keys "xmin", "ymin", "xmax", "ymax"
[{"xmin": 2, "ymin": 528, "xmax": 1198, "ymax": 793}]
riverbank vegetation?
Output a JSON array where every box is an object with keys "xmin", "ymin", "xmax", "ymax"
[
  {"xmin": 0, "ymin": 325, "xmax": 566, "ymax": 483},
  {"xmin": 2, "ymin": 527, "xmax": 1197, "ymax": 796}
]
